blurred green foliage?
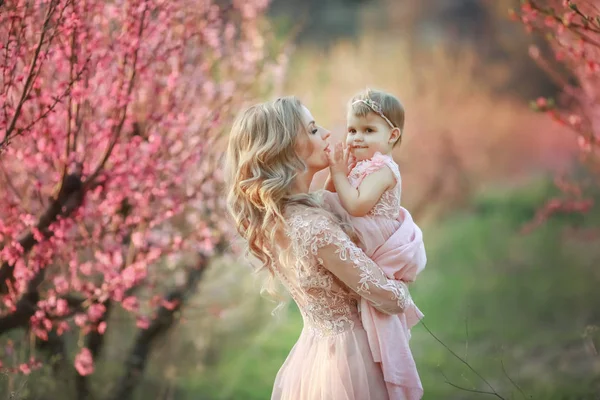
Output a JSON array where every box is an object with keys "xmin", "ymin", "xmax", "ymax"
[
  {"xmin": 174, "ymin": 178, "xmax": 600, "ymax": 400},
  {"xmin": 4, "ymin": 182, "xmax": 597, "ymax": 400}
]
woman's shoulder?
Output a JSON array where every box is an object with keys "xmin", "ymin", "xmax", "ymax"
[
  {"xmin": 285, "ymin": 202, "xmax": 335, "ymax": 229},
  {"xmin": 285, "ymin": 200, "xmax": 344, "ymax": 243}
]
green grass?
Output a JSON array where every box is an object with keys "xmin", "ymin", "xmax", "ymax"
[
  {"xmin": 179, "ymin": 305, "xmax": 304, "ymax": 400},
  {"xmin": 11, "ymin": 179, "xmax": 597, "ymax": 399},
  {"xmin": 178, "ymin": 179, "xmax": 600, "ymax": 399},
  {"xmin": 409, "ymin": 180, "xmax": 600, "ymax": 399}
]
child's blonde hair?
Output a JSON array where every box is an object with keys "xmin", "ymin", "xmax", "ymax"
[{"xmin": 348, "ymin": 88, "xmax": 405, "ymax": 147}]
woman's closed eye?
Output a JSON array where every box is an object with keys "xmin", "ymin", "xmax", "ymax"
[{"xmin": 311, "ymin": 128, "xmax": 318, "ymax": 134}]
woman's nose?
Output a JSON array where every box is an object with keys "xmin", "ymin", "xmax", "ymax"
[{"xmin": 322, "ymin": 130, "xmax": 331, "ymax": 140}]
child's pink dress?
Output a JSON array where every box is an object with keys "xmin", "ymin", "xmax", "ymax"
[{"xmin": 323, "ymin": 152, "xmax": 426, "ymax": 400}]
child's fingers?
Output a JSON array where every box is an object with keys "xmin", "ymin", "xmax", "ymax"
[
  {"xmin": 326, "ymin": 146, "xmax": 334, "ymax": 165},
  {"xmin": 335, "ymin": 143, "xmax": 344, "ymax": 162}
]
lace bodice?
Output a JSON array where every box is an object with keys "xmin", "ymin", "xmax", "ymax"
[
  {"xmin": 272, "ymin": 206, "xmax": 411, "ymax": 338},
  {"xmin": 348, "ymin": 152, "xmax": 402, "ymax": 219}
]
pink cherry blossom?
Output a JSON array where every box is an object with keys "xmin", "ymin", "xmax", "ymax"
[
  {"xmin": 87, "ymin": 303, "xmax": 106, "ymax": 322},
  {"xmin": 18, "ymin": 363, "xmax": 31, "ymax": 375},
  {"xmin": 121, "ymin": 296, "xmax": 139, "ymax": 312},
  {"xmin": 74, "ymin": 348, "xmax": 94, "ymax": 376},
  {"xmin": 136, "ymin": 316, "xmax": 150, "ymax": 330},
  {"xmin": 0, "ymin": 0, "xmax": 278, "ymax": 377},
  {"xmin": 515, "ymin": 1, "xmax": 600, "ymax": 224}
]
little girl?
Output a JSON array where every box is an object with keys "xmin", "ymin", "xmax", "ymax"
[{"xmin": 324, "ymin": 89, "xmax": 426, "ymax": 400}]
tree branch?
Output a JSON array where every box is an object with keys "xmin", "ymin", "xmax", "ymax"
[
  {"xmin": 85, "ymin": 2, "xmax": 148, "ymax": 185},
  {"xmin": 1, "ymin": 0, "xmax": 59, "ymax": 149},
  {"xmin": 106, "ymin": 247, "xmax": 220, "ymax": 400},
  {"xmin": 0, "ymin": 172, "xmax": 84, "ymax": 294},
  {"xmin": 36, "ymin": 328, "xmax": 69, "ymax": 377},
  {"xmin": 16, "ymin": 57, "xmax": 90, "ymax": 139},
  {"xmin": 76, "ymin": 300, "xmax": 111, "ymax": 400},
  {"xmin": 0, "ymin": 259, "xmax": 47, "ymax": 334},
  {"xmin": 440, "ymin": 370, "xmax": 505, "ymax": 398},
  {"xmin": 420, "ymin": 320, "xmax": 504, "ymax": 398}
]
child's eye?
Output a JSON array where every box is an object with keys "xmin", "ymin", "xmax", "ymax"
[
  {"xmin": 348, "ymin": 129, "xmax": 356, "ymax": 134},
  {"xmin": 366, "ymin": 128, "xmax": 374, "ymax": 133}
]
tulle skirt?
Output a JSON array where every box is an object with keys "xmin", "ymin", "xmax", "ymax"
[{"xmin": 271, "ymin": 326, "xmax": 389, "ymax": 400}]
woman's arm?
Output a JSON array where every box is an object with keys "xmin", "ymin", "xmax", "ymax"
[{"xmin": 289, "ymin": 211, "xmax": 410, "ymax": 315}]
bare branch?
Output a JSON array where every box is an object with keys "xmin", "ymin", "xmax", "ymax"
[
  {"xmin": 76, "ymin": 300, "xmax": 111, "ymax": 400},
  {"xmin": 107, "ymin": 243, "xmax": 224, "ymax": 400},
  {"xmin": 0, "ymin": 172, "xmax": 85, "ymax": 294},
  {"xmin": 86, "ymin": 2, "xmax": 149, "ymax": 185},
  {"xmin": 15, "ymin": 57, "xmax": 90, "ymax": 139},
  {"xmin": 0, "ymin": 259, "xmax": 47, "ymax": 334},
  {"xmin": 64, "ymin": 15, "xmax": 78, "ymax": 180},
  {"xmin": 501, "ymin": 358, "xmax": 530, "ymax": 399},
  {"xmin": 35, "ymin": 328, "xmax": 69, "ymax": 377},
  {"xmin": 1, "ymin": 0, "xmax": 59, "ymax": 149},
  {"xmin": 440, "ymin": 371, "xmax": 506, "ymax": 399},
  {"xmin": 421, "ymin": 320, "xmax": 503, "ymax": 397},
  {"xmin": 464, "ymin": 305, "xmax": 470, "ymax": 361}
]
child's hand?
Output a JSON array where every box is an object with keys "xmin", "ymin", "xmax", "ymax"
[
  {"xmin": 347, "ymin": 151, "xmax": 357, "ymax": 173},
  {"xmin": 327, "ymin": 142, "xmax": 348, "ymax": 176}
]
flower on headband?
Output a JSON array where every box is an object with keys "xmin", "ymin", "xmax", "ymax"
[
  {"xmin": 352, "ymin": 98, "xmax": 395, "ymax": 129},
  {"xmin": 362, "ymin": 98, "xmax": 383, "ymax": 115}
]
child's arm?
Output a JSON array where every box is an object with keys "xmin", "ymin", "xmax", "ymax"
[
  {"xmin": 328, "ymin": 143, "xmax": 395, "ymax": 217},
  {"xmin": 333, "ymin": 168, "xmax": 395, "ymax": 217}
]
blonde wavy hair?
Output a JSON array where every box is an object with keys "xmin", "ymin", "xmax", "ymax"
[{"xmin": 225, "ymin": 96, "xmax": 321, "ymax": 294}]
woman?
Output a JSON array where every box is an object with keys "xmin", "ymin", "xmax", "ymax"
[{"xmin": 225, "ymin": 96, "xmax": 412, "ymax": 400}]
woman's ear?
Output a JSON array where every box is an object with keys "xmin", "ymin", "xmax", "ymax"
[{"xmin": 388, "ymin": 127, "xmax": 401, "ymax": 144}]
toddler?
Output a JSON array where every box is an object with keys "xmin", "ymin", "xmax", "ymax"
[{"xmin": 324, "ymin": 88, "xmax": 426, "ymax": 400}]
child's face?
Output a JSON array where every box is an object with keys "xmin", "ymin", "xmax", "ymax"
[{"xmin": 346, "ymin": 112, "xmax": 395, "ymax": 161}]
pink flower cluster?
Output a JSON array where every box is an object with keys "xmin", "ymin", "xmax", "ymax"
[
  {"xmin": 513, "ymin": 1, "xmax": 599, "ymax": 220},
  {"xmin": 0, "ymin": 0, "xmax": 274, "ymax": 376},
  {"xmin": 513, "ymin": 1, "xmax": 600, "ymax": 155}
]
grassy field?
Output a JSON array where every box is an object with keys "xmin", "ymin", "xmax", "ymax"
[{"xmin": 177, "ymin": 179, "xmax": 600, "ymax": 399}]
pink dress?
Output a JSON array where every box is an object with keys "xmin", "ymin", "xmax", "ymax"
[
  {"xmin": 271, "ymin": 203, "xmax": 413, "ymax": 400},
  {"xmin": 322, "ymin": 152, "xmax": 426, "ymax": 400}
]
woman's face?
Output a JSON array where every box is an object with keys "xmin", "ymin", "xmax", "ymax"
[{"xmin": 298, "ymin": 105, "xmax": 331, "ymax": 172}]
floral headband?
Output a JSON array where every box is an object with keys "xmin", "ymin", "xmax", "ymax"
[{"xmin": 352, "ymin": 98, "xmax": 396, "ymax": 129}]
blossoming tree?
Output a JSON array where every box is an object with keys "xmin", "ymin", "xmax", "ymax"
[
  {"xmin": 513, "ymin": 0, "xmax": 598, "ymax": 228},
  {"xmin": 0, "ymin": 0, "xmax": 275, "ymax": 398}
]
